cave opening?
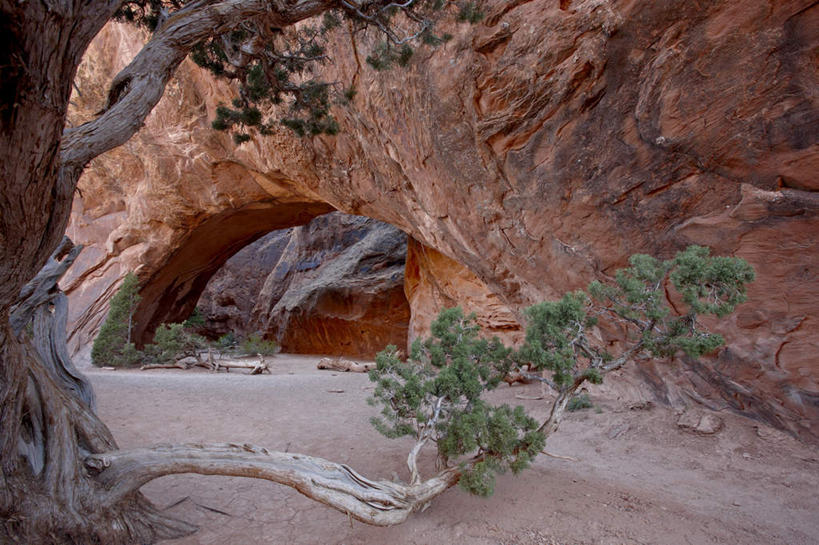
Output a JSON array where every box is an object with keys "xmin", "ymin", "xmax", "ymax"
[{"xmin": 141, "ymin": 210, "xmax": 411, "ymax": 360}]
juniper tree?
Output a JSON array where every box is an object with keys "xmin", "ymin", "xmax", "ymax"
[
  {"xmin": 366, "ymin": 246, "xmax": 754, "ymax": 501},
  {"xmin": 517, "ymin": 245, "xmax": 755, "ymax": 437},
  {"xmin": 369, "ymin": 308, "xmax": 543, "ymax": 495},
  {"xmin": 91, "ymin": 272, "xmax": 142, "ymax": 367}
]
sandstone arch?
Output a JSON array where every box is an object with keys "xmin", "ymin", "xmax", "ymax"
[{"xmin": 66, "ymin": 1, "xmax": 818, "ymax": 444}]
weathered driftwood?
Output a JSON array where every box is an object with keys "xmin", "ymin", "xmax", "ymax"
[
  {"xmin": 205, "ymin": 353, "xmax": 271, "ymax": 374},
  {"xmin": 140, "ymin": 350, "xmax": 270, "ymax": 374},
  {"xmin": 140, "ymin": 362, "xmax": 189, "ymax": 371},
  {"xmin": 317, "ymin": 357, "xmax": 374, "ymax": 373}
]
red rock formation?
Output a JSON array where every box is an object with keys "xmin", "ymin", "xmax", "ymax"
[
  {"xmin": 252, "ymin": 214, "xmax": 409, "ymax": 358},
  {"xmin": 196, "ymin": 213, "xmax": 410, "ymax": 359},
  {"xmin": 65, "ymin": 1, "xmax": 818, "ymax": 441},
  {"xmin": 404, "ymin": 238, "xmax": 523, "ymax": 347}
]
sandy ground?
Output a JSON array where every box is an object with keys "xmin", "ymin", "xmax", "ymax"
[{"xmin": 85, "ymin": 355, "xmax": 819, "ymax": 545}]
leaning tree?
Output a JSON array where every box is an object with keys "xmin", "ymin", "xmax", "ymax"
[{"xmin": 0, "ymin": 0, "xmax": 755, "ymax": 543}]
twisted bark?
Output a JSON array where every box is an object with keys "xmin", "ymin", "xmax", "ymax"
[
  {"xmin": 86, "ymin": 443, "xmax": 461, "ymax": 526},
  {"xmin": 0, "ymin": 3, "xmax": 467, "ymax": 541}
]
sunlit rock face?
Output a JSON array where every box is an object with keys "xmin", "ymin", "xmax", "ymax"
[
  {"xmin": 197, "ymin": 213, "xmax": 410, "ymax": 359},
  {"xmin": 66, "ymin": 0, "xmax": 818, "ymax": 441}
]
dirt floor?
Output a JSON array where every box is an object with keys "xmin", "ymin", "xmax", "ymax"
[{"xmin": 85, "ymin": 354, "xmax": 819, "ymax": 545}]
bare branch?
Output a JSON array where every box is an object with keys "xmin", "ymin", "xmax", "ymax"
[
  {"xmin": 86, "ymin": 442, "xmax": 460, "ymax": 526},
  {"xmin": 61, "ymin": 0, "xmax": 335, "ymax": 170}
]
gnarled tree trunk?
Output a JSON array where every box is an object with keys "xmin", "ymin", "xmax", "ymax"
[{"xmin": 0, "ymin": 2, "xmax": 468, "ymax": 542}]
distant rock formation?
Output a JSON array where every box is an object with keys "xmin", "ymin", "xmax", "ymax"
[
  {"xmin": 195, "ymin": 230, "xmax": 292, "ymax": 340},
  {"xmin": 197, "ymin": 213, "xmax": 409, "ymax": 358},
  {"xmin": 65, "ymin": 1, "xmax": 818, "ymax": 442}
]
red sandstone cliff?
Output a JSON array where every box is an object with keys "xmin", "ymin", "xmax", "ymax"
[
  {"xmin": 65, "ymin": 1, "xmax": 818, "ymax": 441},
  {"xmin": 197, "ymin": 213, "xmax": 409, "ymax": 358}
]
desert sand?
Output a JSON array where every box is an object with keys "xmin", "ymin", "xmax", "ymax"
[{"xmin": 86, "ymin": 355, "xmax": 819, "ymax": 545}]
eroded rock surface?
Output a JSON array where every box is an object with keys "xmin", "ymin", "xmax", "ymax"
[
  {"xmin": 195, "ymin": 230, "xmax": 291, "ymax": 339},
  {"xmin": 197, "ymin": 213, "xmax": 409, "ymax": 358},
  {"xmin": 66, "ymin": 1, "xmax": 818, "ymax": 441}
]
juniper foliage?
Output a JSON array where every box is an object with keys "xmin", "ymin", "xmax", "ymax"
[
  {"xmin": 369, "ymin": 308, "xmax": 544, "ymax": 496},
  {"xmin": 115, "ymin": 0, "xmax": 478, "ymax": 140},
  {"xmin": 142, "ymin": 322, "xmax": 207, "ymax": 365},
  {"xmin": 91, "ymin": 272, "xmax": 141, "ymax": 367},
  {"xmin": 517, "ymin": 246, "xmax": 755, "ymax": 393}
]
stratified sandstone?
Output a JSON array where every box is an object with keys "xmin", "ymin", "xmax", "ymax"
[
  {"xmin": 252, "ymin": 213, "xmax": 409, "ymax": 359},
  {"xmin": 66, "ymin": 1, "xmax": 818, "ymax": 441},
  {"xmin": 197, "ymin": 213, "xmax": 409, "ymax": 359}
]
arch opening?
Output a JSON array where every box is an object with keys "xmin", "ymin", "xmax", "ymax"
[
  {"xmin": 136, "ymin": 210, "xmax": 411, "ymax": 359},
  {"xmin": 131, "ymin": 200, "xmax": 334, "ymax": 346}
]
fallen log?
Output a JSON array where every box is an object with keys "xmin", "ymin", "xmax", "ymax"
[
  {"xmin": 209, "ymin": 354, "xmax": 270, "ymax": 374},
  {"xmin": 140, "ymin": 362, "xmax": 188, "ymax": 371},
  {"xmin": 317, "ymin": 357, "xmax": 374, "ymax": 373},
  {"xmin": 142, "ymin": 350, "xmax": 270, "ymax": 375}
]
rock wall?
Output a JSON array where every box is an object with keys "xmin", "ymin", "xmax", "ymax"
[
  {"xmin": 195, "ymin": 230, "xmax": 292, "ymax": 339},
  {"xmin": 197, "ymin": 213, "xmax": 409, "ymax": 358},
  {"xmin": 404, "ymin": 238, "xmax": 523, "ymax": 346},
  {"xmin": 65, "ymin": 0, "xmax": 818, "ymax": 441}
]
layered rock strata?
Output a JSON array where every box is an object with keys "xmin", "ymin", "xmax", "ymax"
[
  {"xmin": 197, "ymin": 213, "xmax": 410, "ymax": 359},
  {"xmin": 65, "ymin": 1, "xmax": 818, "ymax": 441}
]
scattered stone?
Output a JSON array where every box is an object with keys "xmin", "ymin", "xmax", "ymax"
[
  {"xmin": 607, "ymin": 423, "xmax": 630, "ymax": 439},
  {"xmin": 677, "ymin": 409, "xmax": 724, "ymax": 435}
]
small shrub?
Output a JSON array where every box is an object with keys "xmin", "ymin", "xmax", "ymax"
[
  {"xmin": 240, "ymin": 333, "xmax": 279, "ymax": 356},
  {"xmin": 567, "ymin": 393, "xmax": 593, "ymax": 412},
  {"xmin": 218, "ymin": 331, "xmax": 237, "ymax": 349},
  {"xmin": 143, "ymin": 322, "xmax": 206, "ymax": 364}
]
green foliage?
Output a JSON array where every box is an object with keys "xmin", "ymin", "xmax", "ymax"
[
  {"xmin": 366, "ymin": 42, "xmax": 414, "ymax": 71},
  {"xmin": 182, "ymin": 306, "xmax": 206, "ymax": 329},
  {"xmin": 519, "ymin": 246, "xmax": 755, "ymax": 389},
  {"xmin": 566, "ymin": 393, "xmax": 593, "ymax": 412},
  {"xmin": 670, "ymin": 245, "xmax": 755, "ymax": 318},
  {"xmin": 240, "ymin": 333, "xmax": 279, "ymax": 356},
  {"xmin": 218, "ymin": 331, "xmax": 237, "ymax": 349},
  {"xmin": 517, "ymin": 291, "xmax": 594, "ymax": 388},
  {"xmin": 115, "ymin": 0, "xmax": 457, "ymax": 141},
  {"xmin": 143, "ymin": 322, "xmax": 206, "ymax": 365},
  {"xmin": 457, "ymin": 1, "xmax": 485, "ymax": 24},
  {"xmin": 369, "ymin": 309, "xmax": 543, "ymax": 496},
  {"xmin": 91, "ymin": 273, "xmax": 141, "ymax": 367}
]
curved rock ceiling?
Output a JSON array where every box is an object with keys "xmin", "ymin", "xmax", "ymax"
[{"xmin": 64, "ymin": 0, "xmax": 818, "ymax": 441}]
